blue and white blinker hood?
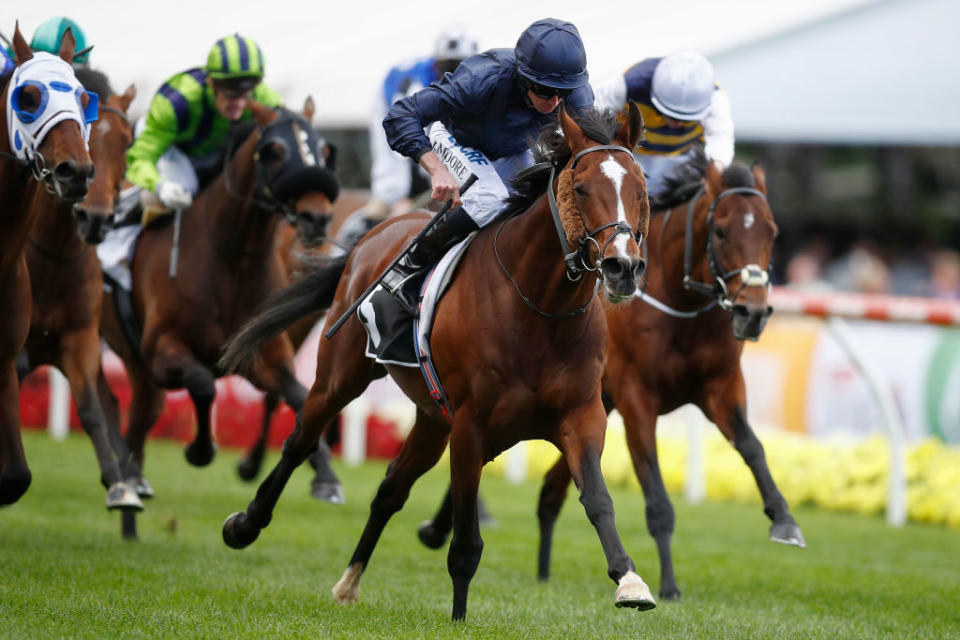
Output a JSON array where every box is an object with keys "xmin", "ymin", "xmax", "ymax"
[{"xmin": 6, "ymin": 52, "xmax": 98, "ymax": 164}]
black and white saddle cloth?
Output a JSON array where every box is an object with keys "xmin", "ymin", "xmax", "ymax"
[{"xmin": 357, "ymin": 233, "xmax": 476, "ymax": 368}]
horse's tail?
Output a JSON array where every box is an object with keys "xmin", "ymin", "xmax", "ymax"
[{"xmin": 219, "ymin": 253, "xmax": 350, "ymax": 375}]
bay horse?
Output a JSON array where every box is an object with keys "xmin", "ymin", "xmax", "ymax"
[
  {"xmin": 219, "ymin": 104, "xmax": 658, "ymax": 620},
  {"xmin": 418, "ymin": 158, "xmax": 805, "ymax": 599},
  {"xmin": 0, "ymin": 26, "xmax": 95, "ymax": 505},
  {"xmin": 20, "ymin": 68, "xmax": 140, "ymax": 511},
  {"xmin": 98, "ymin": 102, "xmax": 341, "ymax": 536}
]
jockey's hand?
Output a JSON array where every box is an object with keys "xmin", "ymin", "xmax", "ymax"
[
  {"xmin": 419, "ymin": 151, "xmax": 462, "ymax": 208},
  {"xmin": 157, "ymin": 180, "xmax": 193, "ymax": 210}
]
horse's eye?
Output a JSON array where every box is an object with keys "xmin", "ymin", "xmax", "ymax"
[
  {"xmin": 574, "ymin": 184, "xmax": 586, "ymax": 197},
  {"xmin": 259, "ymin": 141, "xmax": 286, "ymax": 164},
  {"xmin": 715, "ymin": 227, "xmax": 726, "ymax": 241},
  {"xmin": 17, "ymin": 86, "xmax": 41, "ymax": 113}
]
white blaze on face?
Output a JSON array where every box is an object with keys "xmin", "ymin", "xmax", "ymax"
[
  {"xmin": 744, "ymin": 211, "xmax": 755, "ymax": 230},
  {"xmin": 600, "ymin": 154, "xmax": 630, "ymax": 258}
]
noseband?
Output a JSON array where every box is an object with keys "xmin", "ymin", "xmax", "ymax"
[
  {"xmin": 494, "ymin": 143, "xmax": 642, "ymax": 319},
  {"xmin": 639, "ymin": 185, "xmax": 770, "ymax": 318}
]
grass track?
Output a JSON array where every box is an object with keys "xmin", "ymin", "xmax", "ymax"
[{"xmin": 1, "ymin": 431, "xmax": 958, "ymax": 639}]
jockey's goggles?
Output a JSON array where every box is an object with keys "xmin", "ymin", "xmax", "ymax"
[
  {"xmin": 526, "ymin": 79, "xmax": 573, "ymax": 99},
  {"xmin": 212, "ymin": 76, "xmax": 260, "ymax": 99},
  {"xmin": 5, "ymin": 52, "xmax": 98, "ymax": 164}
]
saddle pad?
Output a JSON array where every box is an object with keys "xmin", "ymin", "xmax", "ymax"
[{"xmin": 96, "ymin": 223, "xmax": 142, "ymax": 292}]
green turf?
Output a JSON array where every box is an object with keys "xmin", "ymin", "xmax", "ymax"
[{"xmin": 1, "ymin": 431, "xmax": 958, "ymax": 639}]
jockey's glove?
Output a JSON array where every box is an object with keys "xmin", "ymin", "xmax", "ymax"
[{"xmin": 157, "ymin": 180, "xmax": 193, "ymax": 210}]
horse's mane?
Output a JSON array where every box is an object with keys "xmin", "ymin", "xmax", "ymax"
[
  {"xmin": 499, "ymin": 107, "xmax": 621, "ymax": 219},
  {"xmin": 720, "ymin": 162, "xmax": 756, "ymax": 189},
  {"xmin": 74, "ymin": 66, "xmax": 114, "ymax": 98},
  {"xmin": 651, "ymin": 150, "xmax": 758, "ymax": 212}
]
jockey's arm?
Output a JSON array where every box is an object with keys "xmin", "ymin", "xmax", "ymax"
[
  {"xmin": 593, "ymin": 74, "xmax": 628, "ymax": 113},
  {"xmin": 702, "ymin": 87, "xmax": 734, "ymax": 167},
  {"xmin": 126, "ymin": 92, "xmax": 181, "ymax": 192}
]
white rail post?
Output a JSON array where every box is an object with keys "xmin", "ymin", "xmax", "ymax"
[
  {"xmin": 341, "ymin": 395, "xmax": 369, "ymax": 466},
  {"xmin": 685, "ymin": 407, "xmax": 706, "ymax": 504},
  {"xmin": 47, "ymin": 367, "xmax": 71, "ymax": 441},
  {"xmin": 827, "ymin": 317, "xmax": 907, "ymax": 527},
  {"xmin": 505, "ymin": 441, "xmax": 527, "ymax": 484}
]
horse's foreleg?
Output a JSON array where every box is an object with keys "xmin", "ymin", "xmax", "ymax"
[
  {"xmin": 702, "ymin": 373, "xmax": 805, "ymax": 548},
  {"xmin": 0, "ymin": 360, "xmax": 31, "ymax": 506},
  {"xmin": 60, "ymin": 330, "xmax": 141, "ymax": 511},
  {"xmin": 560, "ymin": 398, "xmax": 655, "ymax": 611},
  {"xmin": 536, "ymin": 454, "xmax": 573, "ymax": 581},
  {"xmin": 237, "ymin": 392, "xmax": 279, "ymax": 482},
  {"xmin": 333, "ymin": 409, "xmax": 449, "ymax": 606},
  {"xmin": 254, "ymin": 336, "xmax": 343, "ymax": 503},
  {"xmin": 446, "ymin": 411, "xmax": 484, "ymax": 622},
  {"xmin": 182, "ymin": 365, "xmax": 217, "ymax": 467}
]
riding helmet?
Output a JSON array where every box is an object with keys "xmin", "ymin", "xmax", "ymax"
[
  {"xmin": 514, "ymin": 18, "xmax": 588, "ymax": 90},
  {"xmin": 650, "ymin": 51, "xmax": 715, "ymax": 121},
  {"xmin": 30, "ymin": 16, "xmax": 90, "ymax": 64}
]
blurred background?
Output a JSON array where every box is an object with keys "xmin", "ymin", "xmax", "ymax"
[{"xmin": 8, "ymin": 0, "xmax": 960, "ymax": 526}]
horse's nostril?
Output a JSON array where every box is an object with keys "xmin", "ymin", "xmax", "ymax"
[
  {"xmin": 54, "ymin": 161, "xmax": 78, "ymax": 182},
  {"xmin": 74, "ymin": 209, "xmax": 89, "ymax": 223},
  {"xmin": 732, "ymin": 304, "xmax": 749, "ymax": 318}
]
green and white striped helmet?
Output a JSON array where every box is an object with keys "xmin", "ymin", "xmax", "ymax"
[{"xmin": 205, "ymin": 33, "xmax": 265, "ymax": 80}]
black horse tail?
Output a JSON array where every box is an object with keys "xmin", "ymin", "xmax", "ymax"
[{"xmin": 220, "ymin": 253, "xmax": 349, "ymax": 375}]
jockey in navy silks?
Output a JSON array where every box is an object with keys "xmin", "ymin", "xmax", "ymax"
[{"xmin": 380, "ymin": 17, "xmax": 595, "ymax": 298}]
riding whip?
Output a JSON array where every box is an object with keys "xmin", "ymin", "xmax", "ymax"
[{"xmin": 324, "ymin": 173, "xmax": 477, "ymax": 339}]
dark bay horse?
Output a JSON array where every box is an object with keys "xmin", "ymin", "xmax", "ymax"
[
  {"xmin": 219, "ymin": 104, "xmax": 657, "ymax": 620},
  {"xmin": 21, "ymin": 68, "xmax": 140, "ymax": 511},
  {"xmin": 418, "ymin": 159, "xmax": 805, "ymax": 599},
  {"xmin": 1, "ymin": 26, "xmax": 95, "ymax": 505},
  {"xmin": 98, "ymin": 102, "xmax": 340, "ymax": 535}
]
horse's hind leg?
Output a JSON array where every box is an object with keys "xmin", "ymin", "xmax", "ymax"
[
  {"xmin": 237, "ymin": 392, "xmax": 279, "ymax": 481},
  {"xmin": 536, "ymin": 454, "xmax": 573, "ymax": 581},
  {"xmin": 120, "ymin": 363, "xmax": 167, "ymax": 538},
  {"xmin": 307, "ymin": 437, "xmax": 343, "ymax": 504},
  {"xmin": 559, "ymin": 398, "xmax": 655, "ymax": 611},
  {"xmin": 60, "ymin": 330, "xmax": 141, "ymax": 511},
  {"xmin": 0, "ymin": 360, "xmax": 31, "ymax": 506},
  {"xmin": 417, "ymin": 485, "xmax": 453, "ymax": 550},
  {"xmin": 223, "ymin": 327, "xmax": 374, "ymax": 550},
  {"xmin": 702, "ymin": 373, "xmax": 805, "ymax": 548},
  {"xmin": 332, "ymin": 409, "xmax": 449, "ymax": 606}
]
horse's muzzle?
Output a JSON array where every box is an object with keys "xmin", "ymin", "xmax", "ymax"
[
  {"xmin": 732, "ymin": 303, "xmax": 774, "ymax": 341},
  {"xmin": 53, "ymin": 160, "xmax": 95, "ymax": 204},
  {"xmin": 73, "ymin": 207, "xmax": 113, "ymax": 245},
  {"xmin": 601, "ymin": 256, "xmax": 646, "ymax": 301}
]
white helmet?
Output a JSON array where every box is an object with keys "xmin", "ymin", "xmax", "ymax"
[
  {"xmin": 434, "ymin": 26, "xmax": 478, "ymax": 62},
  {"xmin": 650, "ymin": 51, "xmax": 715, "ymax": 121}
]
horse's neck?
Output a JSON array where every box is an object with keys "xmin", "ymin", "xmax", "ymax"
[
  {"xmin": 501, "ymin": 194, "xmax": 597, "ymax": 314},
  {"xmin": 654, "ymin": 198, "xmax": 711, "ymax": 305},
  {"xmin": 29, "ymin": 194, "xmax": 85, "ymax": 258},
  {"xmin": 0, "ymin": 147, "xmax": 43, "ymax": 273},
  {"xmin": 185, "ymin": 132, "xmax": 280, "ymax": 265}
]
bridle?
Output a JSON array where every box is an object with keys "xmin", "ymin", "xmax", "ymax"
[
  {"xmin": 495, "ymin": 143, "xmax": 643, "ymax": 319},
  {"xmin": 638, "ymin": 185, "xmax": 771, "ymax": 318}
]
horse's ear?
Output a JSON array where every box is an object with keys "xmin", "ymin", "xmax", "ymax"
[
  {"xmin": 302, "ymin": 96, "xmax": 315, "ymax": 124},
  {"xmin": 704, "ymin": 160, "xmax": 725, "ymax": 198},
  {"xmin": 115, "ymin": 84, "xmax": 137, "ymax": 113},
  {"xmin": 752, "ymin": 161, "xmax": 768, "ymax": 195},
  {"xmin": 559, "ymin": 102, "xmax": 589, "ymax": 153},
  {"xmin": 616, "ymin": 102, "xmax": 644, "ymax": 150},
  {"xmin": 249, "ymin": 100, "xmax": 278, "ymax": 127},
  {"xmin": 58, "ymin": 26, "xmax": 76, "ymax": 64},
  {"xmin": 12, "ymin": 22, "xmax": 33, "ymax": 64}
]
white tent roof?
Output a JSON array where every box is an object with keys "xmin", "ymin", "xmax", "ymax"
[{"xmin": 711, "ymin": 0, "xmax": 960, "ymax": 145}]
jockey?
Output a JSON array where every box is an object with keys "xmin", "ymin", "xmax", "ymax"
[
  {"xmin": 126, "ymin": 33, "xmax": 282, "ymax": 224},
  {"xmin": 594, "ymin": 51, "xmax": 734, "ymax": 203},
  {"xmin": 30, "ymin": 17, "xmax": 92, "ymax": 65},
  {"xmin": 380, "ymin": 17, "xmax": 594, "ymax": 298}
]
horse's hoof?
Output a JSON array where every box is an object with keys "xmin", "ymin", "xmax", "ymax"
[
  {"xmin": 127, "ymin": 476, "xmax": 155, "ymax": 499},
  {"xmin": 106, "ymin": 482, "xmax": 144, "ymax": 511},
  {"xmin": 185, "ymin": 441, "xmax": 217, "ymax": 467},
  {"xmin": 332, "ymin": 564, "xmax": 363, "ymax": 605},
  {"xmin": 614, "ymin": 571, "xmax": 657, "ymax": 611},
  {"xmin": 417, "ymin": 521, "xmax": 450, "ymax": 550},
  {"xmin": 222, "ymin": 512, "xmax": 259, "ymax": 549},
  {"xmin": 0, "ymin": 470, "xmax": 32, "ymax": 506},
  {"xmin": 310, "ymin": 481, "xmax": 344, "ymax": 505},
  {"xmin": 236, "ymin": 457, "xmax": 261, "ymax": 482},
  {"xmin": 770, "ymin": 521, "xmax": 806, "ymax": 548},
  {"xmin": 659, "ymin": 586, "xmax": 682, "ymax": 601}
]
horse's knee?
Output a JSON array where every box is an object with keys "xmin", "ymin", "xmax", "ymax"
[
  {"xmin": 448, "ymin": 537, "xmax": 484, "ymax": 580},
  {"xmin": 183, "ymin": 368, "xmax": 215, "ymax": 404},
  {"xmin": 645, "ymin": 498, "xmax": 675, "ymax": 537},
  {"xmin": 579, "ymin": 487, "xmax": 615, "ymax": 526}
]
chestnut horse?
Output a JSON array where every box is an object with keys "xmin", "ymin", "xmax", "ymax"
[
  {"xmin": 418, "ymin": 159, "xmax": 805, "ymax": 599},
  {"xmin": 98, "ymin": 103, "xmax": 340, "ymax": 536},
  {"xmin": 0, "ymin": 26, "xmax": 95, "ymax": 505},
  {"xmin": 219, "ymin": 105, "xmax": 657, "ymax": 620},
  {"xmin": 20, "ymin": 68, "xmax": 141, "ymax": 511}
]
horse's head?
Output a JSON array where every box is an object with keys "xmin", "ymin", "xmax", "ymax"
[
  {"xmin": 701, "ymin": 161, "xmax": 777, "ymax": 340},
  {"xmin": 3, "ymin": 24, "xmax": 95, "ymax": 203},
  {"xmin": 249, "ymin": 99, "xmax": 339, "ymax": 241},
  {"xmin": 72, "ymin": 83, "xmax": 135, "ymax": 244},
  {"xmin": 558, "ymin": 102, "xmax": 648, "ymax": 302}
]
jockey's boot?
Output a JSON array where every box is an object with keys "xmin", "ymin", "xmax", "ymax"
[{"xmin": 381, "ymin": 206, "xmax": 478, "ymax": 311}]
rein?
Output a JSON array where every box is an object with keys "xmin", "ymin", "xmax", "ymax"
[
  {"xmin": 494, "ymin": 143, "xmax": 638, "ymax": 319},
  {"xmin": 637, "ymin": 185, "xmax": 770, "ymax": 318}
]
